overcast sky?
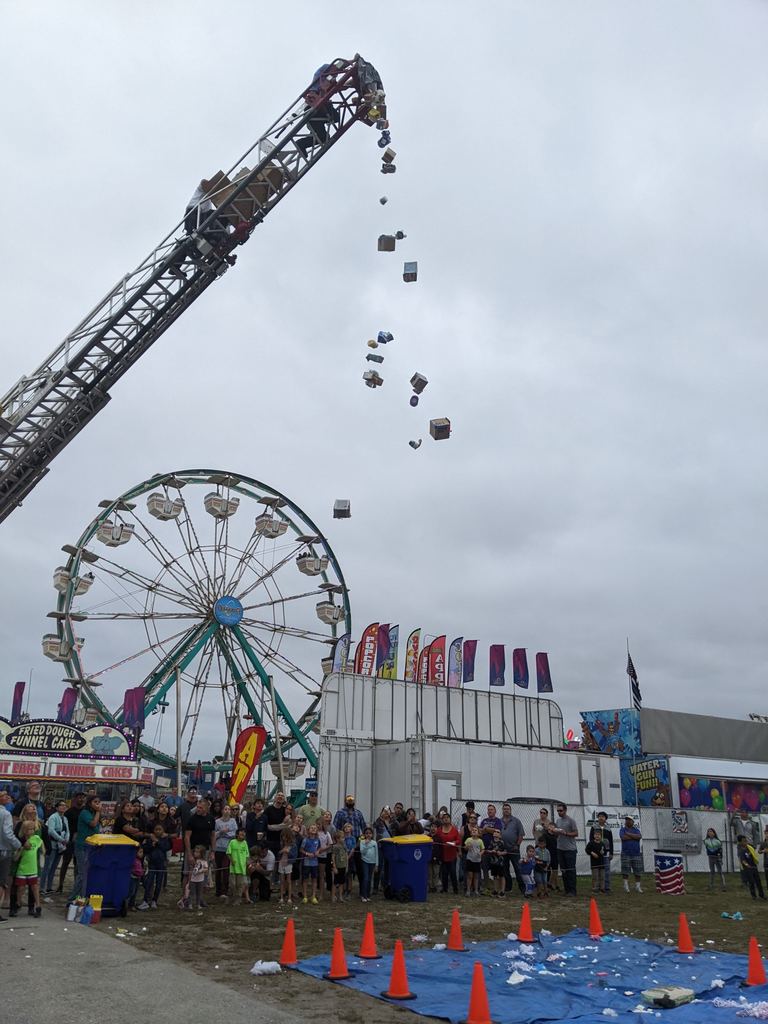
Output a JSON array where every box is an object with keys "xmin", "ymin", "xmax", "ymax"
[{"xmin": 2, "ymin": 1, "xmax": 768, "ymax": 760}]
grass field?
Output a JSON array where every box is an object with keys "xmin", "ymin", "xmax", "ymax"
[{"xmin": 53, "ymin": 868, "xmax": 768, "ymax": 1023}]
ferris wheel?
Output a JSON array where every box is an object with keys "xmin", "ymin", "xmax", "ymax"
[{"xmin": 43, "ymin": 469, "xmax": 351, "ymax": 775}]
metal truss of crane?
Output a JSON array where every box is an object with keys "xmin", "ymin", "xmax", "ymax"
[{"xmin": 0, "ymin": 55, "xmax": 384, "ymax": 523}]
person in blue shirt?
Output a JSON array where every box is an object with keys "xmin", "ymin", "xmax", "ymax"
[
  {"xmin": 162, "ymin": 787, "xmax": 183, "ymax": 809},
  {"xmin": 333, "ymin": 796, "xmax": 366, "ymax": 894},
  {"xmin": 301, "ymin": 825, "xmax": 321, "ymax": 904},
  {"xmin": 619, "ymin": 816, "xmax": 643, "ymax": 893},
  {"xmin": 69, "ymin": 796, "xmax": 101, "ymax": 901}
]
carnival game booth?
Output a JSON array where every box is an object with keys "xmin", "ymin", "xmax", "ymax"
[
  {"xmin": 318, "ymin": 673, "xmax": 621, "ymax": 819},
  {"xmin": 0, "ymin": 716, "xmax": 153, "ymax": 804}
]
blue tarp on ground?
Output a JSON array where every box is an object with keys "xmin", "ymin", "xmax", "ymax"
[{"xmin": 295, "ymin": 928, "xmax": 764, "ymax": 1023}]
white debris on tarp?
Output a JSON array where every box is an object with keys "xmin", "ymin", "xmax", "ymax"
[
  {"xmin": 631, "ymin": 1005, "xmax": 654, "ymax": 1015},
  {"xmin": 519, "ymin": 946, "xmax": 537, "ymax": 958},
  {"xmin": 506, "ymin": 971, "xmax": 529, "ymax": 986},
  {"xmin": 502, "ymin": 957, "xmax": 534, "ymax": 972},
  {"xmin": 710, "ymin": 979, "xmax": 725, "ymax": 989},
  {"xmin": 432, "ymin": 943, "xmax": 447, "ymax": 951},
  {"xmin": 250, "ymin": 960, "xmax": 282, "ymax": 976},
  {"xmin": 603, "ymin": 1010, "xmax": 619, "ymax": 1018},
  {"xmin": 506, "ymin": 932, "xmax": 518, "ymax": 941},
  {"xmin": 541, "ymin": 929, "xmax": 552, "ymax": 936},
  {"xmin": 713, "ymin": 998, "xmax": 768, "ymax": 1020},
  {"xmin": 411, "ymin": 934, "xmax": 428, "ymax": 943}
]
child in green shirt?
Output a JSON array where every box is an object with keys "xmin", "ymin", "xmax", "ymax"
[
  {"xmin": 15, "ymin": 820, "xmax": 44, "ymax": 917},
  {"xmin": 227, "ymin": 828, "xmax": 250, "ymax": 904}
]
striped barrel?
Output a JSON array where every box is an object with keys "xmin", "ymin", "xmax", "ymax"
[{"xmin": 654, "ymin": 850, "xmax": 685, "ymax": 894}]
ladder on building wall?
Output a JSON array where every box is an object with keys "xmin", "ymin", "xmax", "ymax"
[{"xmin": 409, "ymin": 737, "xmax": 423, "ymax": 812}]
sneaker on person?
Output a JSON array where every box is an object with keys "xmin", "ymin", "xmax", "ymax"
[
  {"xmin": 635, "ymin": 883, "xmax": 642, "ymax": 893},
  {"xmin": 150, "ymin": 901, "xmax": 158, "ymax": 909},
  {"xmin": 311, "ymin": 896, "xmax": 318, "ymax": 905},
  {"xmin": 623, "ymin": 880, "xmax": 630, "ymax": 892},
  {"xmin": 302, "ymin": 897, "xmax": 308, "ymax": 904},
  {"xmin": 137, "ymin": 901, "xmax": 150, "ymax": 910}
]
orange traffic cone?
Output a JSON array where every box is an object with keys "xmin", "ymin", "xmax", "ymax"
[
  {"xmin": 746, "ymin": 936, "xmax": 767, "ymax": 986},
  {"xmin": 381, "ymin": 940, "xmax": 416, "ymax": 1000},
  {"xmin": 677, "ymin": 912, "xmax": 694, "ymax": 954},
  {"xmin": 358, "ymin": 912, "xmax": 381, "ymax": 959},
  {"xmin": 463, "ymin": 961, "xmax": 494, "ymax": 1024},
  {"xmin": 324, "ymin": 927, "xmax": 351, "ymax": 981},
  {"xmin": 448, "ymin": 908, "xmax": 468, "ymax": 951},
  {"xmin": 279, "ymin": 917, "xmax": 298, "ymax": 967},
  {"xmin": 588, "ymin": 897, "xmax": 604, "ymax": 940},
  {"xmin": 518, "ymin": 902, "xmax": 534, "ymax": 943}
]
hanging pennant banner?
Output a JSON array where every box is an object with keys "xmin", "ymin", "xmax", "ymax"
[
  {"xmin": 10, "ymin": 681, "xmax": 26, "ymax": 726},
  {"xmin": 536, "ymin": 652, "xmax": 553, "ymax": 693},
  {"xmin": 428, "ymin": 635, "xmax": 446, "ymax": 685},
  {"xmin": 404, "ymin": 629, "xmax": 421, "ymax": 682},
  {"xmin": 417, "ymin": 643, "xmax": 431, "ymax": 684},
  {"xmin": 57, "ymin": 687, "xmax": 78, "ymax": 725},
  {"xmin": 447, "ymin": 636, "xmax": 463, "ymax": 688},
  {"xmin": 379, "ymin": 625, "xmax": 399, "ymax": 679},
  {"xmin": 489, "ymin": 644, "xmax": 506, "ymax": 687},
  {"xmin": 462, "ymin": 640, "xmax": 477, "ymax": 684},
  {"xmin": 332, "ymin": 633, "xmax": 350, "ymax": 673},
  {"xmin": 512, "ymin": 648, "xmax": 529, "ymax": 689},
  {"xmin": 354, "ymin": 623, "xmax": 379, "ymax": 676},
  {"xmin": 122, "ymin": 685, "xmax": 146, "ymax": 730},
  {"xmin": 229, "ymin": 725, "xmax": 268, "ymax": 805}
]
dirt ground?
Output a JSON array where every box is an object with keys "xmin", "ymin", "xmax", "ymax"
[{"xmin": 49, "ymin": 868, "xmax": 767, "ymax": 1023}]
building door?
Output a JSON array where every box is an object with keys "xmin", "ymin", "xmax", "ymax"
[
  {"xmin": 432, "ymin": 771, "xmax": 461, "ymax": 814},
  {"xmin": 578, "ymin": 757, "xmax": 602, "ymax": 804}
]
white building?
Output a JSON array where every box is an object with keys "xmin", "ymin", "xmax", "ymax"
[{"xmin": 318, "ymin": 673, "xmax": 621, "ymax": 819}]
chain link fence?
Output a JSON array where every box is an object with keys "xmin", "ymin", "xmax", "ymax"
[{"xmin": 450, "ymin": 798, "xmax": 740, "ymax": 877}]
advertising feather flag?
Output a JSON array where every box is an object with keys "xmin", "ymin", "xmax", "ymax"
[
  {"xmin": 462, "ymin": 640, "xmax": 477, "ymax": 683},
  {"xmin": 379, "ymin": 625, "xmax": 399, "ymax": 679},
  {"xmin": 512, "ymin": 648, "xmax": 529, "ymax": 689},
  {"xmin": 375, "ymin": 624, "xmax": 391, "ymax": 675},
  {"xmin": 331, "ymin": 632, "xmax": 350, "ymax": 673},
  {"xmin": 536, "ymin": 652, "xmax": 553, "ymax": 693},
  {"xmin": 447, "ymin": 637, "xmax": 463, "ymax": 688},
  {"xmin": 403, "ymin": 628, "xmax": 421, "ymax": 682},
  {"xmin": 489, "ymin": 644, "xmax": 506, "ymax": 687},
  {"xmin": 417, "ymin": 643, "xmax": 431, "ymax": 684},
  {"xmin": 428, "ymin": 635, "xmax": 446, "ymax": 685},
  {"xmin": 354, "ymin": 623, "xmax": 379, "ymax": 676},
  {"xmin": 228, "ymin": 726, "xmax": 267, "ymax": 805}
]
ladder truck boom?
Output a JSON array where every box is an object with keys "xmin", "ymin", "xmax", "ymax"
[{"xmin": 0, "ymin": 56, "xmax": 384, "ymax": 524}]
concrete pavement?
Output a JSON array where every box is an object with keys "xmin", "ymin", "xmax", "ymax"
[{"xmin": 0, "ymin": 915, "xmax": 298, "ymax": 1024}]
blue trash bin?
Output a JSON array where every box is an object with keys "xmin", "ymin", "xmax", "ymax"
[
  {"xmin": 85, "ymin": 834, "xmax": 138, "ymax": 917},
  {"xmin": 381, "ymin": 835, "xmax": 433, "ymax": 902}
]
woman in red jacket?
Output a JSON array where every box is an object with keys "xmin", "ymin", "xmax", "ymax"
[{"xmin": 433, "ymin": 812, "xmax": 461, "ymax": 895}]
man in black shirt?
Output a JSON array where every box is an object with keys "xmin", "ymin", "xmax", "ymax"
[
  {"xmin": 184, "ymin": 800, "xmax": 215, "ymax": 860},
  {"xmin": 178, "ymin": 787, "xmax": 199, "ymax": 834},
  {"xmin": 265, "ymin": 792, "xmax": 287, "ymax": 858},
  {"xmin": 57, "ymin": 793, "xmax": 85, "ymax": 893},
  {"xmin": 245, "ymin": 799, "xmax": 268, "ymax": 849}
]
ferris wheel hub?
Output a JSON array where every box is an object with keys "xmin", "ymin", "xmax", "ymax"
[{"xmin": 213, "ymin": 595, "xmax": 244, "ymax": 627}]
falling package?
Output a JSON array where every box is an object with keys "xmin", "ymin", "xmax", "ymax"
[
  {"xmin": 363, "ymin": 370, "xmax": 384, "ymax": 388},
  {"xmin": 367, "ymin": 339, "xmax": 378, "ymax": 349},
  {"xmin": 409, "ymin": 395, "xmax": 419, "ymax": 407},
  {"xmin": 641, "ymin": 986, "xmax": 695, "ymax": 1008},
  {"xmin": 366, "ymin": 353, "xmax": 384, "ymax": 364},
  {"xmin": 430, "ymin": 417, "xmax": 451, "ymax": 440},
  {"xmin": 378, "ymin": 235, "xmax": 396, "ymax": 252},
  {"xmin": 381, "ymin": 147, "xmax": 396, "ymax": 164},
  {"xmin": 377, "ymin": 331, "xmax": 393, "ymax": 344},
  {"xmin": 403, "ymin": 261, "xmax": 418, "ymax": 282},
  {"xmin": 381, "ymin": 164, "xmax": 396, "ymax": 175},
  {"xmin": 408, "ymin": 439, "xmax": 422, "ymax": 450},
  {"xmin": 410, "ymin": 372, "xmax": 428, "ymax": 394},
  {"xmin": 379, "ymin": 196, "xmax": 388, "ymax": 205},
  {"xmin": 333, "ymin": 500, "xmax": 351, "ymax": 519}
]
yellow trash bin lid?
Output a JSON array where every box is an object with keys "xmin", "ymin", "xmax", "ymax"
[
  {"xmin": 86, "ymin": 833, "xmax": 138, "ymax": 847},
  {"xmin": 382, "ymin": 835, "xmax": 433, "ymax": 845}
]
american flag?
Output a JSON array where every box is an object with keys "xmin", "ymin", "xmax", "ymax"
[
  {"xmin": 626, "ymin": 652, "xmax": 642, "ymax": 710},
  {"xmin": 655, "ymin": 852, "xmax": 685, "ymax": 894}
]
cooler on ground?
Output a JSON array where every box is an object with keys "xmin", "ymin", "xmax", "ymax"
[
  {"xmin": 85, "ymin": 834, "xmax": 138, "ymax": 917},
  {"xmin": 381, "ymin": 835, "xmax": 433, "ymax": 902}
]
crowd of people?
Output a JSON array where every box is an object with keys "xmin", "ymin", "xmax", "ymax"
[{"xmin": 2, "ymin": 783, "xmax": 768, "ymax": 917}]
